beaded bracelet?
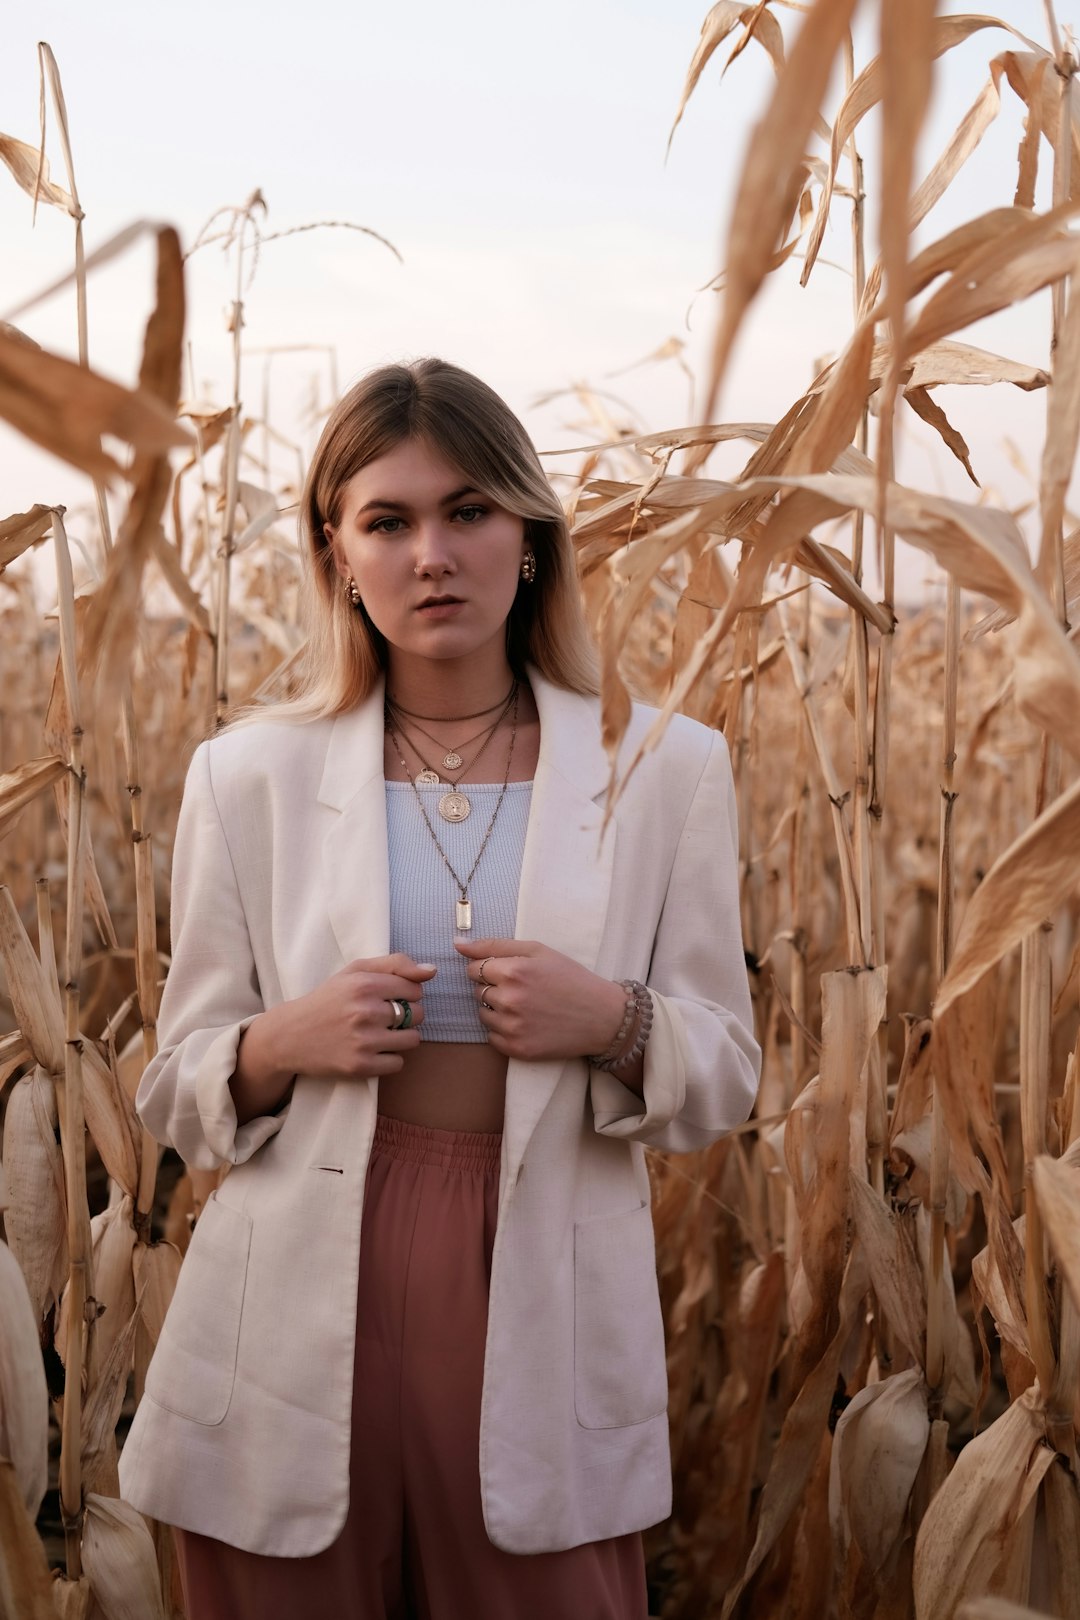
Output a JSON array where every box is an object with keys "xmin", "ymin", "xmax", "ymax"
[{"xmin": 589, "ymin": 979, "xmax": 654, "ymax": 1073}]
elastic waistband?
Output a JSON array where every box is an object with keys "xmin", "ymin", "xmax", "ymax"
[{"xmin": 372, "ymin": 1112, "xmax": 503, "ymax": 1173}]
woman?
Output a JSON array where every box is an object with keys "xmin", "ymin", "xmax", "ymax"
[{"xmin": 119, "ymin": 358, "xmax": 761, "ymax": 1620}]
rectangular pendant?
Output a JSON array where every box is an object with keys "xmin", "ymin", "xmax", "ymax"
[{"xmin": 456, "ymin": 898, "xmax": 472, "ymax": 932}]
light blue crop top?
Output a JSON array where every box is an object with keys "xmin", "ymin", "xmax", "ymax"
[{"xmin": 385, "ymin": 780, "xmax": 533, "ymax": 1041}]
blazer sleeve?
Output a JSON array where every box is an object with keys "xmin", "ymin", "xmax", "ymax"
[
  {"xmin": 589, "ymin": 727, "xmax": 761, "ymax": 1152},
  {"xmin": 135, "ymin": 739, "xmax": 288, "ymax": 1171}
]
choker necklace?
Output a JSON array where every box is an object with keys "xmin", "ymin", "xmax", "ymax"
[
  {"xmin": 385, "ymin": 689, "xmax": 519, "ymax": 931},
  {"xmin": 387, "ymin": 679, "xmax": 516, "ymax": 726}
]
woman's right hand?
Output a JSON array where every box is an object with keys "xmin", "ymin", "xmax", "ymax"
[{"xmin": 229, "ymin": 954, "xmax": 437, "ymax": 1124}]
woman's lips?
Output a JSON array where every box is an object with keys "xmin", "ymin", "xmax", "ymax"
[{"xmin": 416, "ymin": 599, "xmax": 466, "ymax": 618}]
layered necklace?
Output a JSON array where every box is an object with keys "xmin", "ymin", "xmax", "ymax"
[
  {"xmin": 384, "ymin": 683, "xmax": 520, "ymax": 933},
  {"xmin": 385, "ymin": 680, "xmax": 517, "ymax": 823}
]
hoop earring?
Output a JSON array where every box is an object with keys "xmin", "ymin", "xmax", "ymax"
[
  {"xmin": 345, "ymin": 575, "xmax": 363, "ymax": 607},
  {"xmin": 520, "ymin": 548, "xmax": 536, "ymax": 584}
]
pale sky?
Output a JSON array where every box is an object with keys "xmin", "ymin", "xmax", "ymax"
[{"xmin": 0, "ymin": 0, "xmax": 1069, "ymax": 604}]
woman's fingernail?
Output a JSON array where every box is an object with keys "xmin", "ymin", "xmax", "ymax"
[{"xmin": 419, "ymin": 963, "xmax": 437, "ymax": 971}]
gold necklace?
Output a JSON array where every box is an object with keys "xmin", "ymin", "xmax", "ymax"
[
  {"xmin": 387, "ymin": 679, "xmax": 516, "ymax": 725},
  {"xmin": 389, "ymin": 709, "xmax": 506, "ymax": 811},
  {"xmin": 385, "ymin": 689, "xmax": 519, "ymax": 931},
  {"xmin": 385, "ymin": 685, "xmax": 517, "ymax": 785}
]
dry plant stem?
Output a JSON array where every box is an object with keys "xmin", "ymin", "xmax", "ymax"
[
  {"xmin": 41, "ymin": 46, "xmax": 160, "ymax": 1224},
  {"xmin": 37, "ymin": 45, "xmax": 112, "ymax": 555},
  {"xmin": 214, "ymin": 205, "xmax": 254, "ymax": 725},
  {"xmin": 927, "ymin": 574, "xmax": 959, "ymax": 1399},
  {"xmin": 780, "ymin": 609, "xmax": 865, "ymax": 967},
  {"xmin": 789, "ymin": 584, "xmax": 813, "ymax": 1095},
  {"xmin": 52, "ymin": 512, "xmax": 89, "ymax": 1576}
]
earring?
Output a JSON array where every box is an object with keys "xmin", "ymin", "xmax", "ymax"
[
  {"xmin": 520, "ymin": 548, "xmax": 536, "ymax": 584},
  {"xmin": 345, "ymin": 575, "xmax": 362, "ymax": 607}
]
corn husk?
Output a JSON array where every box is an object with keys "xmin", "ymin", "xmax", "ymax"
[
  {"xmin": 913, "ymin": 1388, "xmax": 1055, "ymax": 1618},
  {"xmin": 0, "ymin": 1242, "xmax": 48, "ymax": 1515},
  {"xmin": 49, "ymin": 1574, "xmax": 92, "ymax": 1620},
  {"xmin": 81, "ymin": 1494, "xmax": 165, "ymax": 1620},
  {"xmin": 829, "ymin": 1367, "xmax": 930, "ymax": 1583},
  {"xmin": 0, "ymin": 1068, "xmax": 67, "ymax": 1320}
]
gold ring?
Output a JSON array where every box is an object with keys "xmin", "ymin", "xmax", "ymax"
[
  {"xmin": 388, "ymin": 999, "xmax": 405, "ymax": 1029},
  {"xmin": 478, "ymin": 957, "xmax": 495, "ymax": 987},
  {"xmin": 480, "ymin": 994, "xmax": 494, "ymax": 1012}
]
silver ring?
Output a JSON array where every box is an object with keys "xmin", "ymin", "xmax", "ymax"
[
  {"xmin": 478, "ymin": 957, "xmax": 495, "ymax": 987},
  {"xmin": 480, "ymin": 994, "xmax": 494, "ymax": 1012},
  {"xmin": 388, "ymin": 999, "xmax": 405, "ymax": 1029}
]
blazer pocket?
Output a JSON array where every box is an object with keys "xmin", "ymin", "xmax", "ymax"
[
  {"xmin": 144, "ymin": 1193, "xmax": 252, "ymax": 1426},
  {"xmin": 573, "ymin": 1201, "xmax": 668, "ymax": 1430}
]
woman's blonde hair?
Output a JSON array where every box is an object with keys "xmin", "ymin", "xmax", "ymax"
[{"xmin": 225, "ymin": 358, "xmax": 598, "ymax": 728}]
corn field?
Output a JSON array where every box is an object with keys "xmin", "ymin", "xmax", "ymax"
[{"xmin": 2, "ymin": 3, "xmax": 1080, "ymax": 1616}]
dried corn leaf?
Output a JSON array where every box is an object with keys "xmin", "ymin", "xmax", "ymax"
[
  {"xmin": 796, "ymin": 968, "xmax": 887, "ymax": 1366},
  {"xmin": 667, "ymin": 2, "xmax": 786, "ymax": 155},
  {"xmin": 0, "ymin": 756, "xmax": 67, "ymax": 844},
  {"xmin": 0, "ymin": 1241, "xmax": 49, "ymax": 1515},
  {"xmin": 905, "ymin": 387, "xmax": 978, "ymax": 484},
  {"xmin": 1031, "ymin": 1154, "xmax": 1080, "ymax": 1317},
  {"xmin": 802, "ymin": 16, "xmax": 1041, "ymax": 286},
  {"xmin": 79, "ymin": 227, "xmax": 186, "ymax": 720},
  {"xmin": 0, "ymin": 1458, "xmax": 54, "ymax": 1620},
  {"xmin": 698, "ymin": 0, "xmax": 859, "ymax": 436},
  {"xmin": 721, "ymin": 1242, "xmax": 871, "ymax": 1618},
  {"xmin": 913, "ymin": 1387, "xmax": 1053, "ymax": 1619},
  {"xmin": 0, "ymin": 889, "xmax": 65, "ymax": 1074},
  {"xmin": 0, "ymin": 504, "xmax": 54, "ymax": 571},
  {"xmin": 1041, "ymin": 1460, "xmax": 1080, "ymax": 1620},
  {"xmin": 829, "ymin": 1367, "xmax": 929, "ymax": 1579},
  {"xmin": 0, "ymin": 1070, "xmax": 66, "ymax": 1321},
  {"xmin": 850, "ymin": 1174, "xmax": 926, "ymax": 1370},
  {"xmin": 902, "ymin": 202, "xmax": 1080, "ymax": 361},
  {"xmin": 50, "ymin": 1574, "xmax": 92, "ymax": 1620},
  {"xmin": 0, "ymin": 323, "xmax": 189, "ymax": 486},
  {"xmin": 936, "ymin": 774, "xmax": 1080, "ymax": 1016},
  {"xmin": 81, "ymin": 1043, "xmax": 140, "ymax": 1199},
  {"xmin": 82, "ymin": 1493, "xmax": 166, "ymax": 1620},
  {"xmin": 957, "ymin": 1604, "xmax": 1056, "ymax": 1620},
  {"xmin": 933, "ymin": 973, "xmax": 1008, "ymax": 1197},
  {"xmin": 81, "ymin": 1297, "xmax": 140, "ymax": 1487},
  {"xmin": 0, "ymin": 131, "xmax": 77, "ymax": 216},
  {"xmin": 86, "ymin": 1196, "xmax": 136, "ymax": 1386},
  {"xmin": 879, "ymin": 0, "xmax": 937, "ymax": 391},
  {"xmin": 150, "ymin": 525, "xmax": 211, "ymax": 634}
]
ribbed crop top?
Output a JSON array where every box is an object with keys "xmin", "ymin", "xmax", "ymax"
[{"xmin": 385, "ymin": 780, "xmax": 533, "ymax": 1041}]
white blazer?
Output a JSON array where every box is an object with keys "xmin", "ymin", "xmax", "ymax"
[{"xmin": 118, "ymin": 668, "xmax": 760, "ymax": 1557}]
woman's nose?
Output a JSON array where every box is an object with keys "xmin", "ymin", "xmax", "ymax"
[{"xmin": 413, "ymin": 521, "xmax": 456, "ymax": 577}]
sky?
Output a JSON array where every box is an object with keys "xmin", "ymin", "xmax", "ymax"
[{"xmin": 0, "ymin": 0, "xmax": 1071, "ymax": 604}]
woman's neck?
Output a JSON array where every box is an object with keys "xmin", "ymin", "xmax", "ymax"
[{"xmin": 384, "ymin": 653, "xmax": 518, "ymax": 721}]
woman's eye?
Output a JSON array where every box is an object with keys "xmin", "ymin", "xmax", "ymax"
[
  {"xmin": 454, "ymin": 504, "xmax": 487, "ymax": 524},
  {"xmin": 369, "ymin": 516, "xmax": 405, "ymax": 534}
]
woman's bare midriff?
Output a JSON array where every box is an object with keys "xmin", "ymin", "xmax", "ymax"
[{"xmin": 376, "ymin": 1040, "xmax": 509, "ymax": 1133}]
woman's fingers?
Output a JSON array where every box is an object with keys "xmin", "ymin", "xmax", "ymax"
[{"xmin": 348, "ymin": 954, "xmax": 437, "ymax": 983}]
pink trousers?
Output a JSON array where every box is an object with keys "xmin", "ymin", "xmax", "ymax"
[{"xmin": 174, "ymin": 1113, "xmax": 650, "ymax": 1619}]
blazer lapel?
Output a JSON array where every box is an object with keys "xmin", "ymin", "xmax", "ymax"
[
  {"xmin": 502, "ymin": 669, "xmax": 617, "ymax": 1189},
  {"xmin": 318, "ymin": 681, "xmax": 391, "ymax": 967}
]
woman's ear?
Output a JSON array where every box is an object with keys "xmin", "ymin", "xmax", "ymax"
[{"xmin": 324, "ymin": 525, "xmax": 348, "ymax": 580}]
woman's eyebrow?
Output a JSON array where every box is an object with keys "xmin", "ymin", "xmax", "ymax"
[{"xmin": 356, "ymin": 484, "xmax": 481, "ymax": 516}]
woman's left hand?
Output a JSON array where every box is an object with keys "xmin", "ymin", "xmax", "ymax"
[{"xmin": 454, "ymin": 938, "xmax": 628, "ymax": 1063}]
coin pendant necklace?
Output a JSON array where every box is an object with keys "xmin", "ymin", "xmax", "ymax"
[{"xmin": 386, "ymin": 686, "xmax": 516, "ymax": 820}]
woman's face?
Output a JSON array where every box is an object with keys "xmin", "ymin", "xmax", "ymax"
[{"xmin": 327, "ymin": 437, "xmax": 527, "ymax": 667}]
